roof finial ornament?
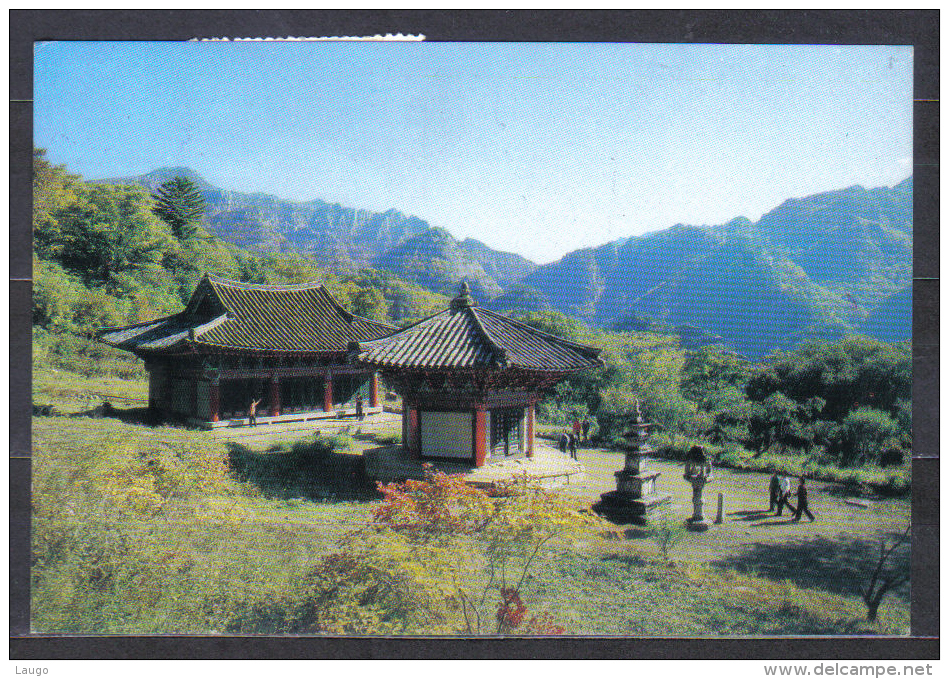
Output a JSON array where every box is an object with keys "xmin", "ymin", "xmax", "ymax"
[{"xmin": 450, "ymin": 280, "xmax": 477, "ymax": 311}]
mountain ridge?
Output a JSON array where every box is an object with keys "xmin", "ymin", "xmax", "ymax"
[
  {"xmin": 492, "ymin": 179, "xmax": 912, "ymax": 357},
  {"xmin": 98, "ymin": 168, "xmax": 537, "ymax": 293},
  {"xmin": 101, "ymin": 168, "xmax": 912, "ymax": 358}
]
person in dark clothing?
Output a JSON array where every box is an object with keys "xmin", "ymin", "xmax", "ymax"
[
  {"xmin": 559, "ymin": 432, "xmax": 569, "ymax": 454},
  {"xmin": 582, "ymin": 417, "xmax": 591, "ymax": 443},
  {"xmin": 569, "ymin": 432, "xmax": 578, "ymax": 460},
  {"xmin": 247, "ymin": 397, "xmax": 262, "ymax": 427},
  {"xmin": 356, "ymin": 395, "xmax": 364, "ymax": 420},
  {"xmin": 768, "ymin": 473, "xmax": 781, "ymax": 511},
  {"xmin": 792, "ymin": 477, "xmax": 815, "ymax": 522}
]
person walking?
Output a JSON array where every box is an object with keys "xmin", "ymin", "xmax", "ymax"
[
  {"xmin": 247, "ymin": 397, "xmax": 262, "ymax": 427},
  {"xmin": 776, "ymin": 475, "xmax": 793, "ymax": 516},
  {"xmin": 559, "ymin": 432, "xmax": 569, "ymax": 455},
  {"xmin": 582, "ymin": 417, "xmax": 591, "ymax": 443},
  {"xmin": 356, "ymin": 395, "xmax": 364, "ymax": 420},
  {"xmin": 569, "ymin": 432, "xmax": 578, "ymax": 460},
  {"xmin": 572, "ymin": 418, "xmax": 582, "ymax": 442},
  {"xmin": 792, "ymin": 476, "xmax": 815, "ymax": 522},
  {"xmin": 768, "ymin": 473, "xmax": 781, "ymax": 512}
]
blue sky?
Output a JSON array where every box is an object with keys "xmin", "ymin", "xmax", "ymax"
[{"xmin": 35, "ymin": 41, "xmax": 913, "ymax": 264}]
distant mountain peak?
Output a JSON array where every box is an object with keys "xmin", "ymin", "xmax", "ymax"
[
  {"xmin": 511, "ymin": 179, "xmax": 911, "ymax": 359},
  {"xmin": 145, "ymin": 166, "xmax": 204, "ymax": 180},
  {"xmin": 103, "ymin": 166, "xmax": 216, "ymax": 193}
]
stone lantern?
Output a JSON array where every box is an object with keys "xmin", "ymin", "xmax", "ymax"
[
  {"xmin": 683, "ymin": 445, "xmax": 714, "ymax": 531},
  {"xmin": 596, "ymin": 401, "xmax": 671, "ymax": 525}
]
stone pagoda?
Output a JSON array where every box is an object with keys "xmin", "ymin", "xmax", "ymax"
[{"xmin": 596, "ymin": 402, "xmax": 671, "ymax": 525}]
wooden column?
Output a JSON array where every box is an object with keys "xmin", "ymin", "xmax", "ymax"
[
  {"xmin": 323, "ymin": 371, "xmax": 334, "ymax": 412},
  {"xmin": 402, "ymin": 407, "xmax": 408, "ymax": 451},
  {"xmin": 474, "ymin": 409, "xmax": 488, "ymax": 467},
  {"xmin": 369, "ymin": 372, "xmax": 380, "ymax": 408},
  {"xmin": 407, "ymin": 407, "xmax": 420, "ymax": 457},
  {"xmin": 191, "ymin": 378, "xmax": 198, "ymax": 418},
  {"xmin": 269, "ymin": 376, "xmax": 280, "ymax": 417},
  {"xmin": 209, "ymin": 379, "xmax": 220, "ymax": 423},
  {"xmin": 526, "ymin": 404, "xmax": 535, "ymax": 458},
  {"xmin": 147, "ymin": 367, "xmax": 157, "ymax": 410}
]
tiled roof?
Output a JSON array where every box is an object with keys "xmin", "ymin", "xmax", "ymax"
[
  {"xmin": 98, "ymin": 274, "xmax": 396, "ymax": 354},
  {"xmin": 355, "ymin": 287, "xmax": 601, "ymax": 372}
]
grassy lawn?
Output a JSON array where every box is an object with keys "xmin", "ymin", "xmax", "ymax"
[
  {"xmin": 33, "ymin": 365, "xmax": 149, "ymax": 414},
  {"xmin": 529, "ymin": 542, "xmax": 908, "ymax": 636},
  {"xmin": 29, "ymin": 369, "xmax": 912, "ymax": 636},
  {"xmin": 31, "ymin": 415, "xmax": 373, "ymax": 633}
]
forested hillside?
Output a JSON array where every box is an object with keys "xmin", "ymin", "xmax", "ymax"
[
  {"xmin": 492, "ymin": 181, "xmax": 912, "ymax": 359},
  {"xmin": 33, "ymin": 151, "xmax": 449, "ymax": 353},
  {"xmin": 33, "ymin": 150, "xmax": 912, "ymax": 494},
  {"xmin": 98, "ymin": 166, "xmax": 912, "ymax": 360},
  {"xmin": 98, "ymin": 167, "xmax": 536, "ymax": 297}
]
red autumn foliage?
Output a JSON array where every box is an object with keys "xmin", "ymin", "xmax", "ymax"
[
  {"xmin": 496, "ymin": 587, "xmax": 527, "ymax": 630},
  {"xmin": 523, "ymin": 612, "xmax": 567, "ymax": 635},
  {"xmin": 372, "ymin": 464, "xmax": 492, "ymax": 539}
]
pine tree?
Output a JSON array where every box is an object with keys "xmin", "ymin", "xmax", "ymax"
[{"xmin": 152, "ymin": 176, "xmax": 206, "ymax": 240}]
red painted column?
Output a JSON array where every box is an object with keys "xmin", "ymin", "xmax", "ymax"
[
  {"xmin": 269, "ymin": 377, "xmax": 281, "ymax": 417},
  {"xmin": 526, "ymin": 404, "xmax": 535, "ymax": 458},
  {"xmin": 402, "ymin": 407, "xmax": 419, "ymax": 457},
  {"xmin": 369, "ymin": 373, "xmax": 380, "ymax": 408},
  {"xmin": 209, "ymin": 379, "xmax": 220, "ymax": 423},
  {"xmin": 474, "ymin": 409, "xmax": 487, "ymax": 467},
  {"xmin": 410, "ymin": 408, "xmax": 421, "ymax": 457},
  {"xmin": 323, "ymin": 371, "xmax": 334, "ymax": 412},
  {"xmin": 402, "ymin": 407, "xmax": 409, "ymax": 450}
]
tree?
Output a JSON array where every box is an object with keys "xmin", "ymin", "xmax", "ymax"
[
  {"xmin": 681, "ymin": 346, "xmax": 753, "ymax": 409},
  {"xmin": 151, "ymin": 177, "xmax": 206, "ymax": 240},
  {"xmin": 829, "ymin": 407, "xmax": 901, "ymax": 467},
  {"xmin": 348, "ymin": 287, "xmax": 387, "ymax": 321},
  {"xmin": 861, "ymin": 524, "xmax": 910, "ymax": 622},
  {"xmin": 305, "ymin": 467, "xmax": 601, "ymax": 634},
  {"xmin": 55, "ymin": 184, "xmax": 171, "ymax": 290},
  {"xmin": 33, "ymin": 148, "xmax": 81, "ymax": 259}
]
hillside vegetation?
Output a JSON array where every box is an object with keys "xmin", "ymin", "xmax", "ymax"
[
  {"xmin": 98, "ymin": 165, "xmax": 911, "ymax": 360},
  {"xmin": 515, "ymin": 312, "xmax": 910, "ymax": 494},
  {"xmin": 33, "ymin": 150, "xmax": 450, "ymax": 345},
  {"xmin": 494, "ymin": 181, "xmax": 912, "ymax": 359},
  {"xmin": 33, "ymin": 149, "xmax": 911, "ymax": 492}
]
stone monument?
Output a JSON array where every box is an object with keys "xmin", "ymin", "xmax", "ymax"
[
  {"xmin": 683, "ymin": 445, "xmax": 714, "ymax": 532},
  {"xmin": 596, "ymin": 402, "xmax": 671, "ymax": 525}
]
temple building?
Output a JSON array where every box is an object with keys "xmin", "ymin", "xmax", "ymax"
[
  {"xmin": 97, "ymin": 274, "xmax": 395, "ymax": 427},
  {"xmin": 351, "ymin": 283, "xmax": 602, "ymax": 466}
]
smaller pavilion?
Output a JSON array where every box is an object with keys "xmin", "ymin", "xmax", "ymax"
[
  {"xmin": 351, "ymin": 283, "xmax": 602, "ymax": 467},
  {"xmin": 97, "ymin": 274, "xmax": 395, "ymax": 428}
]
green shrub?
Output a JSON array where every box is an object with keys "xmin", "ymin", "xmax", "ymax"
[
  {"xmin": 34, "ymin": 328, "xmax": 146, "ymax": 379},
  {"xmin": 649, "ymin": 519, "xmax": 689, "ymax": 561}
]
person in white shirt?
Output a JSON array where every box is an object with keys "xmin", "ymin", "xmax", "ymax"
[{"xmin": 776, "ymin": 475, "xmax": 793, "ymax": 516}]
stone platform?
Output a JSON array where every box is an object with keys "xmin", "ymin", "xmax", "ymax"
[
  {"xmin": 196, "ymin": 405, "xmax": 384, "ymax": 430},
  {"xmin": 363, "ymin": 443, "xmax": 585, "ymax": 489},
  {"xmin": 595, "ymin": 489, "xmax": 672, "ymax": 525}
]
